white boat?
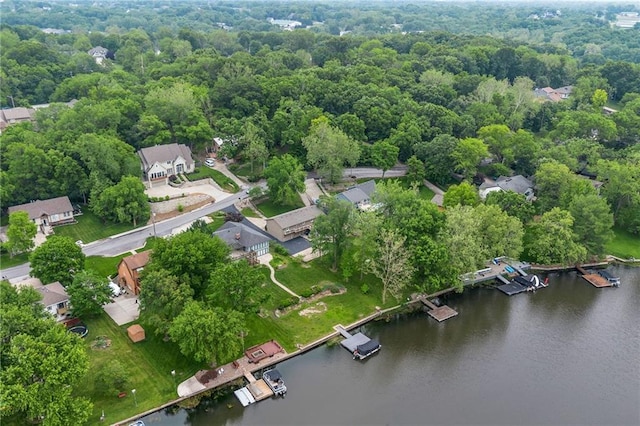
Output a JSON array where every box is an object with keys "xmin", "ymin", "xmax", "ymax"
[{"xmin": 263, "ymin": 368, "xmax": 287, "ymax": 396}]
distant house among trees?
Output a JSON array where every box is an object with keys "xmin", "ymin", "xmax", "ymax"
[
  {"xmin": 117, "ymin": 250, "xmax": 152, "ymax": 295},
  {"xmin": 534, "ymin": 86, "xmax": 573, "ymax": 102},
  {"xmin": 266, "ymin": 206, "xmax": 324, "ymax": 242},
  {"xmin": 213, "ymin": 221, "xmax": 271, "ymax": 258},
  {"xmin": 479, "ymin": 175, "xmax": 535, "ymax": 201},
  {"xmin": 138, "ymin": 143, "xmax": 195, "ymax": 187},
  {"xmin": 336, "ymin": 180, "xmax": 376, "ymax": 210},
  {"xmin": 8, "ymin": 196, "xmax": 75, "ymax": 233},
  {"xmin": 88, "ymin": 46, "xmax": 110, "ymax": 65}
]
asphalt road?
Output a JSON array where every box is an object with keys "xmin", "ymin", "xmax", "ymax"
[{"xmin": 0, "ymin": 166, "xmax": 407, "ymax": 282}]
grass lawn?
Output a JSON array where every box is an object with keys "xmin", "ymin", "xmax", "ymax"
[
  {"xmin": 228, "ymin": 162, "xmax": 263, "ymax": 181},
  {"xmin": 241, "ymin": 207, "xmax": 259, "ymax": 218},
  {"xmin": 54, "ymin": 211, "xmax": 138, "ymax": 244},
  {"xmin": 208, "ymin": 212, "xmax": 226, "ymax": 231},
  {"xmin": 78, "ymin": 314, "xmax": 205, "ymax": 425},
  {"xmin": 606, "ymin": 227, "xmax": 640, "ymax": 259},
  {"xmin": 0, "ymin": 252, "xmax": 29, "ymax": 269},
  {"xmin": 274, "ymin": 257, "xmax": 344, "ymax": 295},
  {"xmin": 188, "ymin": 167, "xmax": 239, "ymax": 192},
  {"xmin": 85, "ymin": 254, "xmax": 126, "ymax": 278},
  {"xmin": 255, "ymin": 198, "xmax": 304, "ymax": 218}
]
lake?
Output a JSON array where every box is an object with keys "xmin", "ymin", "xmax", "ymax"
[{"xmin": 141, "ymin": 265, "xmax": 639, "ymax": 426}]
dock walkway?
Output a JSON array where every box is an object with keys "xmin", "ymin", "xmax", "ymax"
[{"xmin": 416, "ymin": 296, "xmax": 458, "ymax": 322}]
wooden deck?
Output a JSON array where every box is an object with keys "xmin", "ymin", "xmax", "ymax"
[
  {"xmin": 581, "ymin": 273, "xmax": 613, "ymax": 288},
  {"xmin": 247, "ymin": 379, "xmax": 273, "ymax": 401},
  {"xmin": 417, "ymin": 297, "xmax": 459, "ymax": 322}
]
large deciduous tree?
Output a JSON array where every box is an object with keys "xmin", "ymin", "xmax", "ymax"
[
  {"xmin": 523, "ymin": 208, "xmax": 587, "ymax": 265},
  {"xmin": 139, "ymin": 269, "xmax": 194, "ymax": 337},
  {"xmin": 568, "ymin": 194, "xmax": 614, "ymax": 256},
  {"xmin": 169, "ymin": 301, "xmax": 244, "ymax": 365},
  {"xmin": 66, "ymin": 271, "xmax": 113, "ymax": 318},
  {"xmin": 485, "ymin": 190, "xmax": 535, "ymax": 224},
  {"xmin": 534, "ymin": 160, "xmax": 596, "ymax": 212},
  {"xmin": 148, "ymin": 231, "xmax": 229, "ymax": 299},
  {"xmin": 311, "ymin": 197, "xmax": 355, "ymax": 271},
  {"xmin": 452, "ymin": 137, "xmax": 489, "ymax": 179},
  {"xmin": 264, "ymin": 154, "xmax": 306, "ymax": 206},
  {"xmin": 443, "ymin": 181, "xmax": 480, "ymax": 207},
  {"xmin": 370, "ymin": 140, "xmax": 399, "ymax": 177},
  {"xmin": 29, "ymin": 236, "xmax": 85, "ymax": 286},
  {"xmin": 91, "ymin": 175, "xmax": 150, "ymax": 226},
  {"xmin": 207, "ymin": 260, "xmax": 268, "ymax": 313},
  {"xmin": 405, "ymin": 155, "xmax": 425, "ymax": 185},
  {"xmin": 303, "ymin": 119, "xmax": 360, "ymax": 184},
  {"xmin": 367, "ymin": 229, "xmax": 414, "ymax": 304},
  {"xmin": 241, "ymin": 122, "xmax": 269, "ymax": 174},
  {"xmin": 0, "ymin": 283, "xmax": 92, "ymax": 425},
  {"xmin": 413, "ymin": 134, "xmax": 457, "ymax": 185},
  {"xmin": 597, "ymin": 159, "xmax": 640, "ymax": 235},
  {"xmin": 7, "ymin": 211, "xmax": 37, "ymax": 256}
]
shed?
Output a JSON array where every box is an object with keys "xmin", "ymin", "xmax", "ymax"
[{"xmin": 127, "ymin": 324, "xmax": 146, "ymax": 343}]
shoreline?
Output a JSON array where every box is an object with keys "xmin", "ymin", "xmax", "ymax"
[{"xmin": 112, "ymin": 259, "xmax": 635, "ymax": 425}]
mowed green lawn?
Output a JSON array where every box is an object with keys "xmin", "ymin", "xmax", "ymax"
[
  {"xmin": 606, "ymin": 227, "xmax": 640, "ymax": 259},
  {"xmin": 255, "ymin": 198, "xmax": 304, "ymax": 218},
  {"xmin": 188, "ymin": 167, "xmax": 239, "ymax": 192},
  {"xmin": 78, "ymin": 314, "xmax": 205, "ymax": 425},
  {"xmin": 54, "ymin": 210, "xmax": 139, "ymax": 243}
]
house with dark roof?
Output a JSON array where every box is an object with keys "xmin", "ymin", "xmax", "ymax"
[
  {"xmin": 336, "ymin": 180, "xmax": 376, "ymax": 210},
  {"xmin": 117, "ymin": 250, "xmax": 152, "ymax": 295},
  {"xmin": 88, "ymin": 46, "xmax": 109, "ymax": 65},
  {"xmin": 266, "ymin": 205, "xmax": 324, "ymax": 242},
  {"xmin": 213, "ymin": 221, "xmax": 271, "ymax": 257},
  {"xmin": 28, "ymin": 280, "xmax": 71, "ymax": 322},
  {"xmin": 138, "ymin": 143, "xmax": 195, "ymax": 187},
  {"xmin": 479, "ymin": 175, "xmax": 535, "ymax": 201},
  {"xmin": 8, "ymin": 196, "xmax": 75, "ymax": 231}
]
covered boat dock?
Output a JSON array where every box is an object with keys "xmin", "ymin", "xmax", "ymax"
[{"xmin": 335, "ymin": 325, "xmax": 381, "ymax": 360}]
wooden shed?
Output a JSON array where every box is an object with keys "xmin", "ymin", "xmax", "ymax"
[{"xmin": 127, "ymin": 324, "xmax": 145, "ymax": 343}]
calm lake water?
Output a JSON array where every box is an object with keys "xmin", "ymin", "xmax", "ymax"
[{"xmin": 142, "ymin": 266, "xmax": 639, "ymax": 426}]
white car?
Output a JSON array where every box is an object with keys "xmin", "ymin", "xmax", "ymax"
[
  {"xmin": 109, "ymin": 282, "xmax": 122, "ymax": 297},
  {"xmin": 204, "ymin": 158, "xmax": 215, "ymax": 167}
]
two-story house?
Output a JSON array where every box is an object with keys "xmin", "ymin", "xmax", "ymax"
[
  {"xmin": 117, "ymin": 250, "xmax": 152, "ymax": 295},
  {"xmin": 138, "ymin": 143, "xmax": 195, "ymax": 187}
]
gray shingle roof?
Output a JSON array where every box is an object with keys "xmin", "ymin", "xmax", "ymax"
[
  {"xmin": 213, "ymin": 221, "xmax": 271, "ymax": 250},
  {"xmin": 268, "ymin": 206, "xmax": 323, "ymax": 229},
  {"xmin": 336, "ymin": 180, "xmax": 376, "ymax": 205},
  {"xmin": 8, "ymin": 196, "xmax": 73, "ymax": 220},
  {"xmin": 35, "ymin": 281, "xmax": 69, "ymax": 307},
  {"xmin": 137, "ymin": 143, "xmax": 194, "ymax": 171},
  {"xmin": 1, "ymin": 107, "xmax": 34, "ymax": 122},
  {"xmin": 496, "ymin": 175, "xmax": 533, "ymax": 194}
]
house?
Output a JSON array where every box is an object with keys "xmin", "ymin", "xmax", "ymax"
[
  {"xmin": 138, "ymin": 143, "xmax": 195, "ymax": 187},
  {"xmin": 336, "ymin": 180, "xmax": 376, "ymax": 210},
  {"xmin": 534, "ymin": 86, "xmax": 573, "ymax": 102},
  {"xmin": 22, "ymin": 280, "xmax": 71, "ymax": 322},
  {"xmin": 602, "ymin": 106, "xmax": 617, "ymax": 115},
  {"xmin": 213, "ymin": 221, "xmax": 271, "ymax": 257},
  {"xmin": 266, "ymin": 205, "xmax": 324, "ymax": 242},
  {"xmin": 117, "ymin": 250, "xmax": 152, "ymax": 295},
  {"xmin": 8, "ymin": 196, "xmax": 75, "ymax": 232},
  {"xmin": 88, "ymin": 46, "xmax": 109, "ymax": 65},
  {"xmin": 479, "ymin": 175, "xmax": 535, "ymax": 201},
  {"xmin": 0, "ymin": 107, "xmax": 35, "ymax": 133}
]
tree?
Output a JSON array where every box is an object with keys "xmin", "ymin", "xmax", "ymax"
[
  {"xmin": 367, "ymin": 229, "xmax": 414, "ymax": 304},
  {"xmin": 149, "ymin": 231, "xmax": 229, "ymax": 299},
  {"xmin": 442, "ymin": 205, "xmax": 486, "ymax": 290},
  {"xmin": 303, "ymin": 119, "xmax": 360, "ymax": 184},
  {"xmin": 0, "ymin": 283, "xmax": 92, "ymax": 425},
  {"xmin": 370, "ymin": 140, "xmax": 399, "ymax": 177},
  {"xmin": 341, "ymin": 211, "xmax": 382, "ymax": 281},
  {"xmin": 523, "ymin": 208, "xmax": 587, "ymax": 265},
  {"xmin": 242, "ymin": 123, "xmax": 269, "ymax": 174},
  {"xmin": 474, "ymin": 204, "xmax": 524, "ymax": 261},
  {"xmin": 139, "ymin": 269, "xmax": 194, "ymax": 337},
  {"xmin": 66, "ymin": 271, "xmax": 113, "ymax": 318},
  {"xmin": 597, "ymin": 159, "xmax": 640, "ymax": 235},
  {"xmin": 591, "ymin": 89, "xmax": 608, "ymax": 109},
  {"xmin": 405, "ymin": 155, "xmax": 425, "ymax": 185},
  {"xmin": 6, "ymin": 211, "xmax": 36, "ymax": 256},
  {"xmin": 568, "ymin": 194, "xmax": 614, "ymax": 256},
  {"xmin": 535, "ymin": 161, "xmax": 596, "ymax": 212},
  {"xmin": 443, "ymin": 181, "xmax": 480, "ymax": 207},
  {"xmin": 452, "ymin": 137, "xmax": 489, "ymax": 179},
  {"xmin": 413, "ymin": 134, "xmax": 457, "ymax": 185},
  {"xmin": 207, "ymin": 260, "xmax": 268, "ymax": 313},
  {"xmin": 169, "ymin": 301, "xmax": 244, "ymax": 365},
  {"xmin": 95, "ymin": 360, "xmax": 129, "ymax": 396},
  {"xmin": 264, "ymin": 154, "xmax": 306, "ymax": 206},
  {"xmin": 29, "ymin": 236, "xmax": 85, "ymax": 286},
  {"xmin": 91, "ymin": 176, "xmax": 150, "ymax": 226},
  {"xmin": 485, "ymin": 190, "xmax": 535, "ymax": 224},
  {"xmin": 311, "ymin": 197, "xmax": 355, "ymax": 271}
]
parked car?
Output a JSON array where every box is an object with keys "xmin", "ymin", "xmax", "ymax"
[
  {"xmin": 205, "ymin": 158, "xmax": 215, "ymax": 167},
  {"xmin": 109, "ymin": 282, "xmax": 122, "ymax": 297}
]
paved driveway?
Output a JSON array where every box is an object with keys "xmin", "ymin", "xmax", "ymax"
[
  {"xmin": 103, "ymin": 292, "xmax": 139, "ymax": 325},
  {"xmin": 146, "ymin": 181, "xmax": 228, "ymax": 200}
]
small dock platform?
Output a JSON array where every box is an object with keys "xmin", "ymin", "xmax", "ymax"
[
  {"xmin": 418, "ymin": 296, "xmax": 458, "ymax": 322},
  {"xmin": 576, "ymin": 266, "xmax": 616, "ymax": 288},
  {"xmin": 335, "ymin": 325, "xmax": 381, "ymax": 360},
  {"xmin": 237, "ymin": 369, "xmax": 273, "ymax": 402}
]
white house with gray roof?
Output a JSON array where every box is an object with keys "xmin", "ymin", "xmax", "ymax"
[
  {"xmin": 138, "ymin": 143, "xmax": 195, "ymax": 187},
  {"xmin": 8, "ymin": 196, "xmax": 75, "ymax": 230},
  {"xmin": 479, "ymin": 175, "xmax": 535, "ymax": 201},
  {"xmin": 336, "ymin": 180, "xmax": 376, "ymax": 210},
  {"xmin": 17, "ymin": 279, "xmax": 71, "ymax": 322},
  {"xmin": 213, "ymin": 221, "xmax": 271, "ymax": 257}
]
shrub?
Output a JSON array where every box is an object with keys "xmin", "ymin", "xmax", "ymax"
[
  {"xmin": 327, "ymin": 284, "xmax": 342, "ymax": 294},
  {"xmin": 271, "ymin": 243, "xmax": 289, "ymax": 256},
  {"xmin": 277, "ymin": 296, "xmax": 299, "ymax": 310},
  {"xmin": 165, "ymin": 195, "xmax": 170, "ymax": 201},
  {"xmin": 177, "ymin": 204, "xmax": 184, "ymax": 212},
  {"xmin": 299, "ymin": 288, "xmax": 315, "ymax": 298},
  {"xmin": 360, "ymin": 283, "xmax": 370, "ymax": 294},
  {"xmin": 95, "ymin": 359, "xmax": 129, "ymax": 395}
]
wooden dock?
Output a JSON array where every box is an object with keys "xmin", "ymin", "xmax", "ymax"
[
  {"xmin": 576, "ymin": 266, "xmax": 614, "ymax": 288},
  {"xmin": 242, "ymin": 369, "xmax": 273, "ymax": 401},
  {"xmin": 418, "ymin": 297, "xmax": 458, "ymax": 322}
]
